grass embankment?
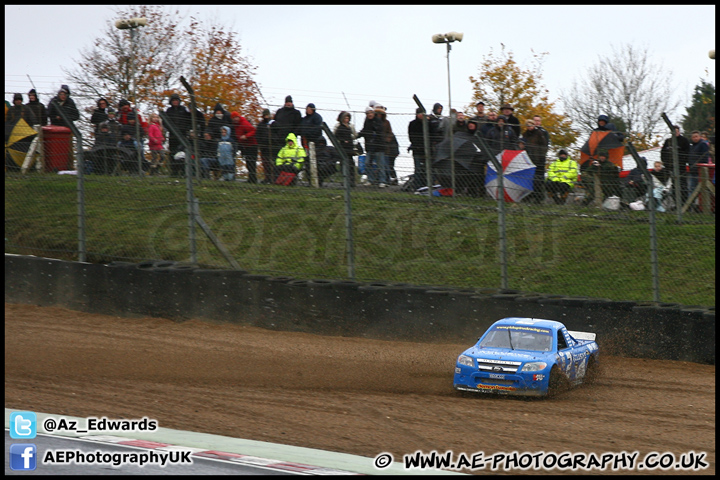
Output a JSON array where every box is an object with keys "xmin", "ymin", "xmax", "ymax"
[{"xmin": 5, "ymin": 175, "xmax": 715, "ymax": 305}]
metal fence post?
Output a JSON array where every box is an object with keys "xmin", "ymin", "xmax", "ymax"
[
  {"xmin": 51, "ymin": 100, "xmax": 85, "ymax": 262},
  {"xmin": 474, "ymin": 133, "xmax": 508, "ymax": 290},
  {"xmin": 309, "ymin": 142, "xmax": 319, "ymax": 188},
  {"xmin": 180, "ymin": 76, "xmax": 202, "ymax": 182},
  {"xmin": 412, "ymin": 95, "xmax": 433, "ymax": 201},
  {"xmin": 185, "ymin": 142, "xmax": 198, "ymax": 265},
  {"xmin": 661, "ymin": 113, "xmax": 683, "ymax": 223},
  {"xmin": 160, "ymin": 112, "xmax": 197, "ymax": 264},
  {"xmin": 627, "ymin": 142, "xmax": 661, "ymax": 302},
  {"xmin": 322, "ymin": 122, "xmax": 355, "ymax": 280}
]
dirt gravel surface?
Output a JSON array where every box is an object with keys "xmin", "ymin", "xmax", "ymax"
[{"xmin": 5, "ymin": 303, "xmax": 715, "ymax": 475}]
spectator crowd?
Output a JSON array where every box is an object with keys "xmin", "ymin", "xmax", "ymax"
[{"xmin": 5, "ymin": 85, "xmax": 715, "ymax": 210}]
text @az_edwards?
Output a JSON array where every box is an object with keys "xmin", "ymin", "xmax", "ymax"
[
  {"xmin": 41, "ymin": 416, "xmax": 158, "ymax": 434},
  {"xmin": 373, "ymin": 450, "xmax": 710, "ymax": 472}
]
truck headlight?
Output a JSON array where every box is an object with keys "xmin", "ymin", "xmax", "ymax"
[
  {"xmin": 458, "ymin": 355, "xmax": 474, "ymax": 367},
  {"xmin": 521, "ymin": 362, "xmax": 547, "ymax": 372}
]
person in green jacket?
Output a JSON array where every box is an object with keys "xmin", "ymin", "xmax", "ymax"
[
  {"xmin": 579, "ymin": 149, "xmax": 620, "ymax": 206},
  {"xmin": 545, "ymin": 149, "xmax": 578, "ymax": 204},
  {"xmin": 275, "ymin": 132, "xmax": 307, "ymax": 184}
]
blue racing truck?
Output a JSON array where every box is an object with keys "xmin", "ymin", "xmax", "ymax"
[{"xmin": 453, "ymin": 317, "xmax": 599, "ymax": 397}]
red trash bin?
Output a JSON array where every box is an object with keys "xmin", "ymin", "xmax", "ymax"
[
  {"xmin": 42, "ymin": 125, "xmax": 73, "ymax": 172},
  {"xmin": 696, "ymin": 163, "xmax": 715, "ymax": 213}
]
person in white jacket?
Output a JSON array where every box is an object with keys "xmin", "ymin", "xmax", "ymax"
[{"xmin": 648, "ymin": 160, "xmax": 672, "ymax": 212}]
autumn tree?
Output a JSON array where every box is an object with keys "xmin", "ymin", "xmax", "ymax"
[
  {"xmin": 183, "ymin": 17, "xmax": 261, "ymax": 119},
  {"xmin": 64, "ymin": 5, "xmax": 260, "ymax": 131},
  {"xmin": 681, "ymin": 79, "xmax": 715, "ymax": 136},
  {"xmin": 65, "ymin": 6, "xmax": 187, "ymax": 114},
  {"xmin": 468, "ymin": 45, "xmax": 578, "ymax": 150},
  {"xmin": 561, "ymin": 43, "xmax": 679, "ymax": 150}
]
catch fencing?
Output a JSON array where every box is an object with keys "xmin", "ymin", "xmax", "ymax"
[{"xmin": 4, "ymin": 100, "xmax": 715, "ymax": 307}]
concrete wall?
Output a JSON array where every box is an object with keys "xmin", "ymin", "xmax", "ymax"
[{"xmin": 5, "ymin": 254, "xmax": 715, "ymax": 365}]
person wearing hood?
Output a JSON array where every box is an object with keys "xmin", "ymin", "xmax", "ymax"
[
  {"xmin": 299, "ymin": 103, "xmax": 323, "ymax": 149},
  {"xmin": 6, "ymin": 93, "xmax": 37, "ymax": 130},
  {"xmin": 207, "ymin": 103, "xmax": 233, "ymax": 141},
  {"xmin": 47, "ymin": 85, "xmax": 79, "ymax": 127},
  {"xmin": 217, "ymin": 125, "xmax": 237, "ymax": 181},
  {"xmin": 90, "ymin": 98, "xmax": 110, "ymax": 134},
  {"xmin": 333, "ymin": 111, "xmax": 357, "ymax": 186},
  {"xmin": 164, "ymin": 93, "xmax": 192, "ymax": 163},
  {"xmin": 230, "ymin": 111, "xmax": 258, "ymax": 183},
  {"xmin": 25, "ymin": 89, "xmax": 47, "ymax": 126},
  {"xmin": 255, "ymin": 108, "xmax": 275, "ymax": 183},
  {"xmin": 275, "ymin": 132, "xmax": 306, "ymax": 184},
  {"xmin": 594, "ymin": 114, "xmax": 624, "ymax": 142}
]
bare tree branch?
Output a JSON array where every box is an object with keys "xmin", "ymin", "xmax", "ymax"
[{"xmin": 562, "ymin": 43, "xmax": 680, "ymax": 149}]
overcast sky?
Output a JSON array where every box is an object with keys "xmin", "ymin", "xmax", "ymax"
[
  {"xmin": 5, "ymin": 5, "xmax": 715, "ymax": 112},
  {"xmin": 4, "ymin": 3, "xmax": 715, "ymax": 169}
]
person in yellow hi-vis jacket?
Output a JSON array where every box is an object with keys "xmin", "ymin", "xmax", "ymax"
[
  {"xmin": 545, "ymin": 149, "xmax": 578, "ymax": 205},
  {"xmin": 275, "ymin": 132, "xmax": 306, "ymax": 185}
]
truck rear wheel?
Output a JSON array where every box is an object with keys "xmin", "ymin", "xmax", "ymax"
[{"xmin": 584, "ymin": 356, "xmax": 599, "ymax": 385}]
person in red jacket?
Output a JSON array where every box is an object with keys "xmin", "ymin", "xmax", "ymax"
[
  {"xmin": 147, "ymin": 113, "xmax": 165, "ymax": 175},
  {"xmin": 117, "ymin": 99, "xmax": 148, "ymax": 140},
  {"xmin": 231, "ymin": 111, "xmax": 258, "ymax": 184}
]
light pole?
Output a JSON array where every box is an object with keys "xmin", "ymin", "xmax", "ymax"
[
  {"xmin": 432, "ymin": 32, "xmax": 463, "ymax": 196},
  {"xmin": 116, "ymin": 17, "xmax": 147, "ymax": 176}
]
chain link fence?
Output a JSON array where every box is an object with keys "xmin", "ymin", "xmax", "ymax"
[{"xmin": 5, "ymin": 101, "xmax": 715, "ymax": 307}]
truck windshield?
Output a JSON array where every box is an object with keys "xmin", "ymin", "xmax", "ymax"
[{"xmin": 479, "ymin": 327, "xmax": 552, "ymax": 352}]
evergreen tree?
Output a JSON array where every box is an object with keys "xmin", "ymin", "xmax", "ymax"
[{"xmin": 681, "ymin": 80, "xmax": 715, "ymax": 136}]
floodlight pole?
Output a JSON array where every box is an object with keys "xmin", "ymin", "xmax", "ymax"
[
  {"xmin": 116, "ymin": 18, "xmax": 147, "ymax": 177},
  {"xmin": 433, "ymin": 33, "xmax": 463, "ymax": 197},
  {"xmin": 131, "ymin": 27, "xmax": 142, "ymax": 175},
  {"xmin": 446, "ymin": 41, "xmax": 455, "ymax": 197}
]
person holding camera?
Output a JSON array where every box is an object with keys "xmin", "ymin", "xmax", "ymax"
[{"xmin": 579, "ymin": 149, "xmax": 620, "ymax": 206}]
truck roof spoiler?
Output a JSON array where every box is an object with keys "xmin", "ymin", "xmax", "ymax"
[{"xmin": 568, "ymin": 330, "xmax": 596, "ymax": 341}]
